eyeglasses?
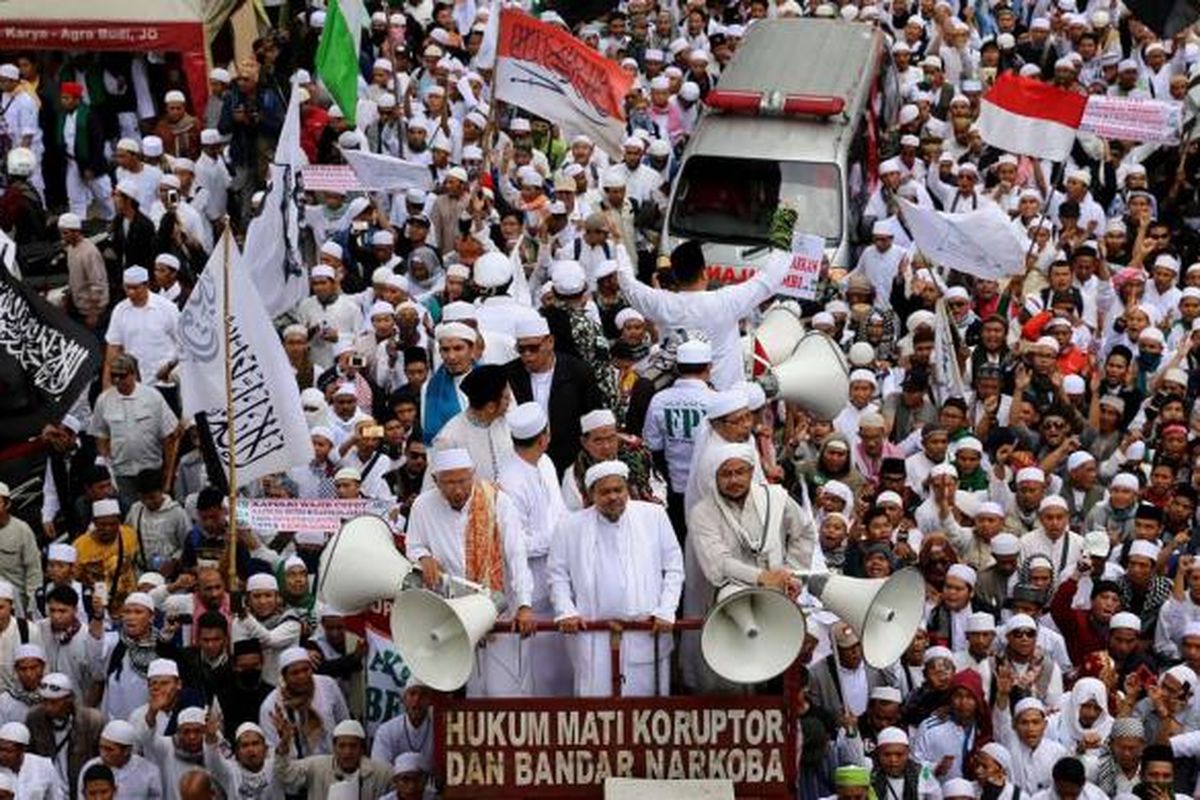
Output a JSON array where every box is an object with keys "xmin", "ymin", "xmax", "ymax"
[
  {"xmin": 516, "ymin": 342, "xmax": 543, "ymax": 354},
  {"xmin": 110, "ymin": 372, "xmax": 130, "ymax": 379},
  {"xmin": 1009, "ymin": 629, "xmax": 1036, "ymax": 639}
]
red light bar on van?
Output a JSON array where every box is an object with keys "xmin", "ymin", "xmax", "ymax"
[{"xmin": 704, "ymin": 89, "xmax": 845, "ymax": 118}]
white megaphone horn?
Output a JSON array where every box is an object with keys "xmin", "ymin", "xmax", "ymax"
[
  {"xmin": 757, "ymin": 332, "xmax": 849, "ymax": 420},
  {"xmin": 317, "ymin": 516, "xmax": 415, "ymax": 612},
  {"xmin": 701, "ymin": 584, "xmax": 807, "ymax": 684},
  {"xmin": 797, "ymin": 567, "xmax": 925, "ymax": 669},
  {"xmin": 390, "ymin": 589, "xmax": 500, "ymax": 692},
  {"xmin": 751, "ymin": 301, "xmax": 806, "ymax": 377}
]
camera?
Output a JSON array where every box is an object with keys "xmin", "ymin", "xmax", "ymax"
[
  {"xmin": 166, "ymin": 189, "xmax": 180, "ymax": 208},
  {"xmin": 348, "ymin": 354, "xmax": 367, "ymax": 369}
]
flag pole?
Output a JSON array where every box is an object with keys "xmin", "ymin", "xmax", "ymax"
[{"xmin": 221, "ymin": 222, "xmax": 240, "ymax": 594}]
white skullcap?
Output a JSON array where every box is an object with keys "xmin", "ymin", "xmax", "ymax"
[
  {"xmin": 310, "ymin": 264, "xmax": 337, "ymax": 281},
  {"xmin": 1016, "ymin": 467, "xmax": 1045, "ymax": 484},
  {"xmin": 320, "ymin": 241, "xmax": 344, "ymax": 260},
  {"xmin": 137, "ymin": 572, "xmax": 165, "ymax": 589},
  {"xmin": 671, "ymin": 339, "xmax": 711, "ymax": 366},
  {"xmin": 246, "ymin": 573, "xmax": 277, "ymax": 592},
  {"xmin": 923, "ymin": 645, "xmax": 954, "ymax": 663},
  {"xmin": 1111, "ymin": 473, "xmax": 1139, "ymax": 491},
  {"xmin": 1085, "ymin": 531, "xmax": 1110, "ymax": 557},
  {"xmin": 990, "ymin": 533, "xmax": 1019, "ymax": 556},
  {"xmin": 13, "ymin": 644, "xmax": 43, "ymax": 663},
  {"xmin": 0, "ymin": 723, "xmax": 29, "ymax": 745},
  {"xmin": 1006, "ymin": 614, "xmax": 1037, "ymax": 632},
  {"xmin": 334, "ymin": 720, "xmax": 366, "ymax": 739},
  {"xmin": 446, "ymin": 264, "xmax": 470, "ymax": 280},
  {"xmin": 943, "ymin": 779, "xmax": 976, "ymax": 799},
  {"xmin": 124, "ymin": 592, "xmax": 156, "ymax": 611},
  {"xmin": 513, "ymin": 313, "xmax": 550, "ymax": 340},
  {"xmin": 877, "ymin": 726, "xmax": 909, "ymax": 747},
  {"xmin": 551, "ymin": 261, "xmax": 587, "ymax": 295},
  {"xmin": 507, "ymin": 402, "xmax": 548, "ymax": 440},
  {"xmin": 369, "ymin": 300, "xmax": 396, "ymax": 319},
  {"xmin": 164, "ymin": 90, "xmax": 186, "ymax": 105},
  {"xmin": 435, "ymin": 322, "xmax": 477, "ymax": 343},
  {"xmin": 977, "ymin": 501, "xmax": 1005, "ymax": 518},
  {"xmin": 332, "ymin": 382, "xmax": 356, "ymax": 398},
  {"xmin": 155, "ymin": 253, "xmax": 181, "ymax": 272},
  {"xmin": 953, "ymin": 436, "xmax": 982, "ymax": 454},
  {"xmin": 849, "ymin": 368, "xmax": 876, "ymax": 385},
  {"xmin": 945, "ymin": 286, "xmax": 970, "ymax": 302},
  {"xmin": 141, "ymin": 136, "xmax": 163, "ymax": 157},
  {"xmin": 200, "ymin": 129, "xmax": 221, "ymax": 145},
  {"xmin": 432, "ymin": 448, "xmax": 473, "ymax": 473},
  {"xmin": 284, "ymin": 555, "xmax": 307, "ymax": 572},
  {"xmin": 1039, "ymin": 496, "xmax": 1067, "ymax": 513},
  {"xmin": 1129, "ymin": 540, "xmax": 1160, "ymax": 562},
  {"xmin": 236, "ymin": 722, "xmax": 266, "ymax": 741},
  {"xmin": 965, "ymin": 611, "xmax": 995, "ymax": 633},
  {"xmin": 1067, "ymin": 451, "xmax": 1095, "ymax": 471},
  {"xmin": 947, "ymin": 563, "xmax": 977, "ymax": 587},
  {"xmin": 177, "ymin": 707, "xmax": 207, "ymax": 727},
  {"xmin": 1184, "ymin": 622, "xmax": 1200, "ymax": 641},
  {"xmin": 930, "ymin": 463, "xmax": 958, "ymax": 480},
  {"xmin": 122, "ymin": 266, "xmax": 149, "ymax": 285},
  {"xmin": 1014, "ymin": 697, "xmax": 1046, "ymax": 718},
  {"xmin": 146, "ymin": 658, "xmax": 178, "ymax": 678},
  {"xmin": 614, "ymin": 307, "xmax": 645, "ymax": 328},
  {"xmin": 115, "ymin": 137, "xmax": 141, "ymax": 154},
  {"xmin": 875, "ymin": 491, "xmax": 903, "ymax": 507},
  {"xmin": 1109, "ymin": 612, "xmax": 1141, "ymax": 632},
  {"xmin": 209, "ymin": 67, "xmax": 231, "ymax": 83},
  {"xmin": 280, "ymin": 646, "xmax": 310, "ymax": 671},
  {"xmin": 102, "ymin": 720, "xmax": 137, "ymax": 745},
  {"xmin": 584, "ymin": 460, "xmax": 630, "ymax": 490},
  {"xmin": 56, "ymin": 213, "xmax": 82, "ymax": 231},
  {"xmin": 581, "ymin": 409, "xmax": 617, "ymax": 433},
  {"xmin": 47, "ymin": 544, "xmax": 76, "ymax": 563},
  {"xmin": 707, "ymin": 390, "xmax": 749, "ymax": 420},
  {"xmin": 394, "ymin": 751, "xmax": 428, "ymax": 775}
]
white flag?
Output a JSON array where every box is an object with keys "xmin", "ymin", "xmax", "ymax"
[
  {"xmin": 899, "ymin": 199, "xmax": 1027, "ymax": 281},
  {"xmin": 178, "ymin": 232, "xmax": 314, "ymax": 488},
  {"xmin": 245, "ymin": 80, "xmax": 308, "ymax": 317},
  {"xmin": 475, "ymin": 0, "xmax": 502, "ymax": 69},
  {"xmin": 934, "ymin": 298, "xmax": 968, "ymax": 402},
  {"xmin": 338, "ymin": 147, "xmax": 434, "ymax": 192}
]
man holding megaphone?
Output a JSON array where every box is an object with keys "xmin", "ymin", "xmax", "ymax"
[{"xmin": 405, "ymin": 447, "xmax": 536, "ymax": 697}]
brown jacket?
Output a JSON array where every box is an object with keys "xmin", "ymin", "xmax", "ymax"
[{"xmin": 27, "ymin": 704, "xmax": 104, "ymax": 794}]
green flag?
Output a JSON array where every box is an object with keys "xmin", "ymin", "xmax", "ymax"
[{"xmin": 315, "ymin": 0, "xmax": 366, "ymax": 125}]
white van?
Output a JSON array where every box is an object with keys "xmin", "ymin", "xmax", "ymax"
[{"xmin": 663, "ymin": 19, "xmax": 885, "ymax": 283}]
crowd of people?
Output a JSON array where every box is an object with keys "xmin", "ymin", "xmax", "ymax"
[{"xmin": 2, "ymin": 0, "xmax": 1200, "ymax": 798}]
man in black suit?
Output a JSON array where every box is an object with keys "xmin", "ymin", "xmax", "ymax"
[
  {"xmin": 106, "ymin": 181, "xmax": 156, "ymax": 300},
  {"xmin": 504, "ymin": 312, "xmax": 604, "ymax": 475}
]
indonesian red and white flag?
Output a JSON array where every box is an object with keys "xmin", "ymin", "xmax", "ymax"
[
  {"xmin": 494, "ymin": 8, "xmax": 634, "ymax": 155},
  {"xmin": 978, "ymin": 73, "xmax": 1088, "ymax": 162}
]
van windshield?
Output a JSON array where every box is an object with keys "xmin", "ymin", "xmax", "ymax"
[{"xmin": 669, "ymin": 156, "xmax": 843, "ymax": 246}]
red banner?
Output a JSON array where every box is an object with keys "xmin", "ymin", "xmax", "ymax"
[
  {"xmin": 497, "ymin": 10, "xmax": 631, "ymax": 122},
  {"xmin": 435, "ymin": 695, "xmax": 794, "ymax": 798}
]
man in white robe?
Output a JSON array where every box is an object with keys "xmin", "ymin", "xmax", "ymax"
[
  {"xmin": 77, "ymin": 719, "xmax": 163, "ymax": 798},
  {"xmin": 0, "ymin": 721, "xmax": 65, "ymax": 799},
  {"xmin": 991, "ymin": 695, "xmax": 1070, "ymax": 796},
  {"xmin": 429, "ymin": 364, "xmax": 513, "ymax": 484},
  {"xmin": 548, "ymin": 461, "xmax": 684, "ymax": 697},
  {"xmin": 684, "ymin": 389, "xmax": 763, "ymax": 512},
  {"xmin": 406, "ymin": 448, "xmax": 535, "ymax": 697},
  {"xmin": 681, "ymin": 442, "xmax": 817, "ymax": 691},
  {"xmin": 497, "ymin": 403, "xmax": 572, "ymax": 696},
  {"xmin": 846, "ymin": 223, "xmax": 908, "ymax": 303}
]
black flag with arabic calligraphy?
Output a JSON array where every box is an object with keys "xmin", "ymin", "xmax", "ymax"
[
  {"xmin": 0, "ymin": 268, "xmax": 101, "ymax": 443},
  {"xmin": 1124, "ymin": 0, "xmax": 1200, "ymax": 37}
]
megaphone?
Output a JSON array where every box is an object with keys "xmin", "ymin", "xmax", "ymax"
[
  {"xmin": 390, "ymin": 589, "xmax": 499, "ymax": 691},
  {"xmin": 751, "ymin": 302, "xmax": 805, "ymax": 377},
  {"xmin": 804, "ymin": 567, "xmax": 925, "ymax": 668},
  {"xmin": 758, "ymin": 332, "xmax": 849, "ymax": 419},
  {"xmin": 317, "ymin": 516, "xmax": 414, "ymax": 612},
  {"xmin": 701, "ymin": 584, "xmax": 807, "ymax": 684}
]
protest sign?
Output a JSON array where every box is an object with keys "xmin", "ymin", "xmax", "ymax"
[
  {"xmin": 777, "ymin": 233, "xmax": 824, "ymax": 301},
  {"xmin": 235, "ymin": 498, "xmax": 395, "ymax": 535},
  {"xmin": 364, "ymin": 625, "xmax": 411, "ymax": 737},
  {"xmin": 1080, "ymin": 95, "xmax": 1182, "ymax": 144}
]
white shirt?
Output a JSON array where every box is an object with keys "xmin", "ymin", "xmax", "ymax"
[
  {"xmin": 406, "ymin": 484, "xmax": 534, "ymax": 611},
  {"xmin": 1, "ymin": 91, "xmax": 38, "ymax": 150},
  {"xmin": 546, "ymin": 502, "xmax": 684, "ymax": 697},
  {"xmin": 529, "ymin": 368, "xmax": 553, "ymax": 412},
  {"xmin": 642, "ymin": 378, "xmax": 716, "ymax": 491},
  {"xmin": 115, "ymin": 164, "xmax": 163, "ymax": 213},
  {"xmin": 107, "ymin": 293, "xmax": 181, "ymax": 384},
  {"xmin": 295, "ymin": 293, "xmax": 365, "ymax": 369},
  {"xmin": 11, "ymin": 751, "xmax": 65, "ymax": 800},
  {"xmin": 616, "ymin": 251, "xmax": 786, "ymax": 390},
  {"xmin": 258, "ymin": 675, "xmax": 350, "ymax": 756},
  {"xmin": 430, "ymin": 413, "xmax": 514, "ymax": 484},
  {"xmin": 1018, "ymin": 529, "xmax": 1084, "ymax": 586},
  {"xmin": 497, "ymin": 453, "xmax": 568, "ymax": 609}
]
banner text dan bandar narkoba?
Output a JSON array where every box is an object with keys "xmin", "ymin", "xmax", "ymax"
[{"xmin": 436, "ymin": 696, "xmax": 793, "ymax": 798}]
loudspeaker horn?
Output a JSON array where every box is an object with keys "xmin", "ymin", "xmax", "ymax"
[
  {"xmin": 701, "ymin": 584, "xmax": 807, "ymax": 684},
  {"xmin": 751, "ymin": 302, "xmax": 806, "ymax": 377},
  {"xmin": 804, "ymin": 567, "xmax": 925, "ymax": 668},
  {"xmin": 758, "ymin": 332, "xmax": 849, "ymax": 419},
  {"xmin": 390, "ymin": 589, "xmax": 499, "ymax": 692},
  {"xmin": 317, "ymin": 515, "xmax": 414, "ymax": 612}
]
